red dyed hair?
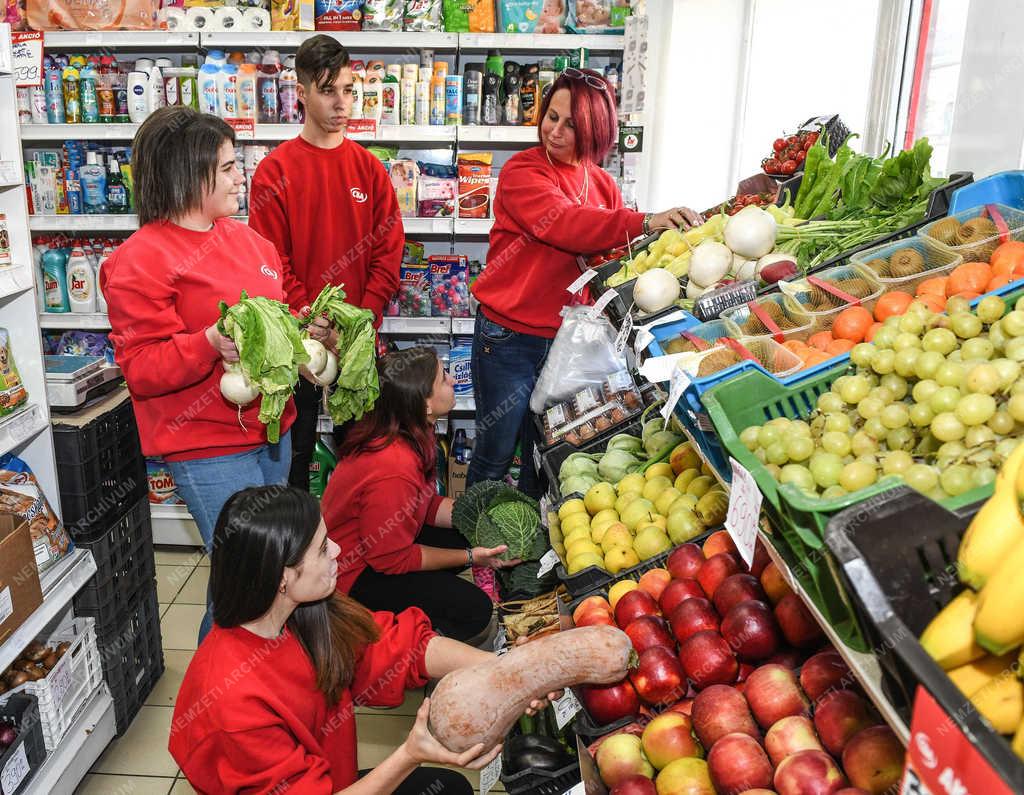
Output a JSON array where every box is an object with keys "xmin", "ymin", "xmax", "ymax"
[{"xmin": 537, "ymin": 69, "xmax": 618, "ymax": 164}]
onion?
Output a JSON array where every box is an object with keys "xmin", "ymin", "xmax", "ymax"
[
  {"xmin": 724, "ymin": 206, "xmax": 778, "ymax": 259},
  {"xmin": 633, "ymin": 268, "xmax": 681, "ymax": 313},
  {"xmin": 0, "ymin": 724, "xmax": 16, "ymax": 750},
  {"xmin": 689, "ymin": 241, "xmax": 733, "ymax": 288}
]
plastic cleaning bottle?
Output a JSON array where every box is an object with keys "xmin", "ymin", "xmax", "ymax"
[
  {"xmin": 67, "ymin": 246, "xmax": 96, "ymax": 313},
  {"xmin": 350, "ymin": 74, "xmax": 363, "ymax": 120},
  {"xmin": 79, "ymin": 61, "xmax": 99, "ymax": 123},
  {"xmin": 106, "ymin": 157, "xmax": 129, "ymax": 214},
  {"xmin": 257, "ymin": 51, "xmax": 280, "ymax": 123},
  {"xmin": 127, "ymin": 71, "xmax": 149, "ymax": 122},
  {"xmin": 363, "ymin": 79, "xmax": 381, "ymax": 124},
  {"xmin": 205, "ymin": 49, "xmax": 227, "ymax": 69},
  {"xmin": 79, "ymin": 152, "xmax": 108, "ymax": 214},
  {"xmin": 237, "ymin": 63, "xmax": 257, "ymax": 119},
  {"xmin": 218, "ymin": 63, "xmax": 238, "ymax": 118},
  {"xmin": 62, "ymin": 65, "xmax": 81, "ymax": 124},
  {"xmin": 40, "ymin": 246, "xmax": 70, "ymax": 312},
  {"xmin": 114, "ymin": 63, "xmax": 130, "ymax": 122},
  {"xmin": 29, "ymin": 86, "xmax": 47, "ymax": 124},
  {"xmin": 95, "ymin": 246, "xmax": 112, "ymax": 313},
  {"xmin": 198, "ymin": 63, "xmax": 220, "ymax": 115},
  {"xmin": 463, "ymin": 67, "xmax": 482, "ymax": 125},
  {"xmin": 308, "ymin": 440, "xmax": 337, "ymax": 499},
  {"xmin": 278, "ymin": 58, "xmax": 299, "ymax": 124},
  {"xmin": 179, "ymin": 65, "xmax": 198, "ymax": 110},
  {"xmin": 429, "ymin": 63, "xmax": 446, "ymax": 126},
  {"xmin": 44, "ymin": 63, "xmax": 65, "ymax": 123}
]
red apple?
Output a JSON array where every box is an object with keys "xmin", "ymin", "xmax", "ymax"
[
  {"xmin": 748, "ymin": 542, "xmax": 771, "ymax": 577},
  {"xmin": 760, "ymin": 561, "xmax": 793, "ymax": 605},
  {"xmin": 667, "ymin": 699, "xmax": 693, "ymax": 717},
  {"xmin": 744, "ymin": 664, "xmax": 810, "ymax": 729},
  {"xmin": 573, "ymin": 595, "xmax": 613, "ymax": 624},
  {"xmin": 722, "ymin": 601, "xmax": 782, "ymax": 662},
  {"xmin": 581, "ymin": 679, "xmax": 642, "ymax": 725},
  {"xmin": 773, "ymin": 750, "xmax": 848, "ymax": 795},
  {"xmin": 764, "ymin": 716, "xmax": 824, "ymax": 766},
  {"xmin": 625, "ymin": 615, "xmax": 676, "ymax": 655},
  {"xmin": 667, "ymin": 543, "xmax": 706, "ymax": 580},
  {"xmin": 641, "ymin": 711, "xmax": 703, "ymax": 770},
  {"xmin": 577, "ymin": 609, "xmax": 617, "ymax": 628},
  {"xmin": 800, "ymin": 650, "xmax": 854, "ymax": 702},
  {"xmin": 610, "ymin": 776, "xmax": 658, "ymax": 795},
  {"xmin": 773, "ymin": 593, "xmax": 825, "ymax": 649},
  {"xmin": 842, "ymin": 725, "xmax": 903, "ymax": 793},
  {"xmin": 639, "ymin": 568, "xmax": 673, "ymax": 602},
  {"xmin": 660, "ymin": 578, "xmax": 707, "ymax": 615},
  {"xmin": 655, "ymin": 757, "xmax": 715, "ymax": 795},
  {"xmin": 714, "ymin": 574, "xmax": 768, "ymax": 616},
  {"xmin": 691, "ymin": 684, "xmax": 759, "ymax": 748},
  {"xmin": 737, "ymin": 662, "xmax": 756, "ymax": 683},
  {"xmin": 738, "ymin": 791, "xmax": 781, "ymax": 795},
  {"xmin": 835, "ymin": 790, "xmax": 871, "ymax": 795},
  {"xmin": 813, "ymin": 691, "xmax": 876, "ymax": 757},
  {"xmin": 698, "ymin": 553, "xmax": 743, "ymax": 598},
  {"xmin": 597, "ymin": 733, "xmax": 655, "ymax": 788},
  {"xmin": 765, "ymin": 648, "xmax": 805, "ymax": 670},
  {"xmin": 616, "ymin": 589, "xmax": 661, "ymax": 629},
  {"xmin": 707, "ymin": 733, "xmax": 774, "ymax": 795},
  {"xmin": 679, "ymin": 631, "xmax": 740, "ymax": 690},
  {"xmin": 668, "ymin": 597, "xmax": 720, "ymax": 644},
  {"xmin": 703, "ymin": 529, "xmax": 738, "ymax": 558},
  {"xmin": 631, "ymin": 646, "xmax": 687, "ymax": 706}
]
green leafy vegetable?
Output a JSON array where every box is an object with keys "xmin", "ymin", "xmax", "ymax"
[{"xmin": 484, "ymin": 501, "xmax": 541, "ymax": 559}]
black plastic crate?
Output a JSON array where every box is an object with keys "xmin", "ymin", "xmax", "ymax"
[
  {"xmin": 501, "ymin": 722, "xmax": 580, "ymax": 795},
  {"xmin": 540, "ymin": 417, "xmax": 645, "ymax": 502},
  {"xmin": 825, "ymin": 487, "xmax": 1024, "ymax": 791},
  {"xmin": 53, "ymin": 396, "xmax": 148, "ymax": 534},
  {"xmin": 0, "ymin": 694, "xmax": 46, "ymax": 794}
]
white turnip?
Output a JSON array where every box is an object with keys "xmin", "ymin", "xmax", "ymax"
[
  {"xmin": 689, "ymin": 241, "xmax": 733, "ymax": 288},
  {"xmin": 724, "ymin": 206, "xmax": 778, "ymax": 259},
  {"xmin": 633, "ymin": 268, "xmax": 681, "ymax": 313}
]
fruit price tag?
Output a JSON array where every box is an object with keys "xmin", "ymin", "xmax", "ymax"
[
  {"xmin": 537, "ymin": 549, "xmax": 560, "ymax": 578},
  {"xmin": 346, "ymin": 118, "xmax": 377, "ymax": 139},
  {"xmin": 901, "ymin": 686, "xmax": 1013, "ymax": 795},
  {"xmin": 563, "ymin": 783, "xmax": 586, "ymax": 795},
  {"xmin": 614, "ymin": 313, "xmax": 634, "ymax": 356},
  {"xmin": 725, "ymin": 458, "xmax": 762, "ymax": 568},
  {"xmin": 633, "ymin": 326, "xmax": 655, "ymax": 357},
  {"xmin": 567, "ymin": 269, "xmax": 598, "ymax": 294},
  {"xmin": 553, "ymin": 689, "xmax": 583, "ymax": 729},
  {"xmin": 1, "ymin": 741, "xmax": 28, "ymax": 794},
  {"xmin": 479, "ymin": 753, "xmax": 502, "ymax": 795},
  {"xmin": 588, "ymin": 290, "xmax": 618, "ymax": 319},
  {"xmin": 660, "ymin": 366, "xmax": 691, "ymax": 428}
]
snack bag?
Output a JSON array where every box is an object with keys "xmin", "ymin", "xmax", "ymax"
[
  {"xmin": 0, "ymin": 454, "xmax": 73, "ymax": 573},
  {"xmin": 0, "ymin": 329, "xmax": 29, "ymax": 418},
  {"xmin": 27, "ymin": 0, "xmax": 160, "ymax": 29},
  {"xmin": 457, "ymin": 152, "xmax": 492, "ymax": 219},
  {"xmin": 363, "ymin": 0, "xmax": 401, "ymax": 28},
  {"xmin": 403, "ymin": 0, "xmax": 440, "ymax": 30}
]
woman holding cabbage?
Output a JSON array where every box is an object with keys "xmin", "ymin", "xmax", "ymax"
[
  {"xmin": 321, "ymin": 347, "xmax": 513, "ymax": 644},
  {"xmin": 103, "ymin": 106, "xmax": 302, "ymax": 643}
]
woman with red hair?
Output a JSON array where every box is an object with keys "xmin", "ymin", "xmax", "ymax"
[{"xmin": 468, "ymin": 68, "xmax": 700, "ymax": 496}]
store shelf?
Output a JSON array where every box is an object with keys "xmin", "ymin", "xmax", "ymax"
[
  {"xmin": 0, "ymin": 548, "xmax": 96, "ymax": 675},
  {"xmin": 19, "ymin": 123, "xmax": 141, "ymax": 141},
  {"xmin": 23, "ymin": 684, "xmax": 115, "ymax": 795},
  {"xmin": 29, "ymin": 214, "xmax": 140, "ymax": 231},
  {"xmin": 457, "ymin": 125, "xmax": 538, "ymax": 144},
  {"xmin": 454, "ymin": 218, "xmax": 494, "ymax": 236},
  {"xmin": 380, "ymin": 316, "xmax": 451, "ymax": 335},
  {"xmin": 0, "ymin": 403, "xmax": 47, "ymax": 459},
  {"xmin": 377, "ymin": 124, "xmax": 456, "ymax": 143},
  {"xmin": 459, "ymin": 33, "xmax": 624, "ymax": 52},
  {"xmin": 200, "ymin": 31, "xmax": 458, "ymax": 50},
  {"xmin": 39, "ymin": 312, "xmax": 110, "ymax": 330},
  {"xmin": 43, "ymin": 31, "xmax": 199, "ymax": 48},
  {"xmin": 150, "ymin": 502, "xmax": 203, "ymax": 547},
  {"xmin": 0, "ymin": 263, "xmax": 35, "ymax": 302},
  {"xmin": 402, "ymin": 217, "xmax": 454, "ymax": 236},
  {"xmin": 0, "ymin": 159, "xmax": 20, "ymax": 188},
  {"xmin": 451, "ymin": 317, "xmax": 475, "ymax": 335}
]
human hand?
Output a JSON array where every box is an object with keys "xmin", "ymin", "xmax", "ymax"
[
  {"xmin": 472, "ymin": 545, "xmax": 521, "ymax": 570},
  {"xmin": 402, "ymin": 698, "xmax": 502, "ymax": 770},
  {"xmin": 206, "ymin": 325, "xmax": 239, "ymax": 362},
  {"xmin": 649, "ymin": 206, "xmax": 704, "ymax": 231},
  {"xmin": 305, "ymin": 313, "xmax": 340, "ymax": 353}
]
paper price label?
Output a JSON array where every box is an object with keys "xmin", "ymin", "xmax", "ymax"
[
  {"xmin": 1, "ymin": 743, "xmax": 29, "ymax": 795},
  {"xmin": 11, "ymin": 32, "xmax": 43, "ymax": 87},
  {"xmin": 479, "ymin": 753, "xmax": 502, "ymax": 795},
  {"xmin": 725, "ymin": 458, "xmax": 762, "ymax": 569},
  {"xmin": 563, "ymin": 783, "xmax": 586, "ymax": 795},
  {"xmin": 225, "ymin": 118, "xmax": 255, "ymax": 140},
  {"xmin": 567, "ymin": 268, "xmax": 598, "ymax": 295},
  {"xmin": 48, "ymin": 653, "xmax": 73, "ymax": 706},
  {"xmin": 533, "ymin": 445, "xmax": 543, "ymax": 474},
  {"xmin": 588, "ymin": 290, "xmax": 618, "ymax": 320},
  {"xmin": 660, "ymin": 367, "xmax": 690, "ymax": 428},
  {"xmin": 537, "ymin": 549, "xmax": 560, "ymax": 578},
  {"xmin": 554, "ymin": 689, "xmax": 582, "ymax": 729},
  {"xmin": 633, "ymin": 326, "xmax": 655, "ymax": 357},
  {"xmin": 614, "ymin": 312, "xmax": 634, "ymax": 356}
]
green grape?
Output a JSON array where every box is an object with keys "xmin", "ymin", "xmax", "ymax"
[
  {"xmin": 817, "ymin": 392, "xmax": 845, "ymax": 414},
  {"xmin": 809, "ymin": 414, "xmax": 827, "ymax": 437},
  {"xmin": 977, "ymin": 295, "xmax": 1006, "ymax": 324},
  {"xmin": 904, "ymin": 463, "xmax": 939, "ymax": 493},
  {"xmin": 1005, "ymin": 337, "xmax": 1024, "ymax": 362},
  {"xmin": 1013, "ymin": 380, "xmax": 1024, "ymax": 395},
  {"xmin": 786, "ymin": 436, "xmax": 815, "ymax": 462},
  {"xmin": 947, "ymin": 350, "xmax": 963, "ymax": 363},
  {"xmin": 758, "ymin": 425, "xmax": 781, "ymax": 448},
  {"xmin": 780, "ymin": 464, "xmax": 816, "ymax": 492},
  {"xmin": 935, "ymin": 361, "xmax": 967, "ymax": 388},
  {"xmin": 960, "ymin": 338, "xmax": 995, "ymax": 361},
  {"xmin": 992, "ymin": 359, "xmax": 1021, "ymax": 389},
  {"xmin": 850, "ymin": 343, "xmax": 875, "ymax": 368},
  {"xmin": 965, "ymin": 363, "xmax": 1000, "ymax": 395},
  {"xmin": 880, "ymin": 403, "xmax": 910, "ymax": 430},
  {"xmin": 894, "ymin": 348, "xmax": 921, "ymax": 378},
  {"xmin": 923, "ymin": 327, "xmax": 958, "ymax": 355},
  {"xmin": 996, "ymin": 438, "xmax": 1022, "ymax": 460},
  {"xmin": 824, "ymin": 413, "xmax": 851, "ymax": 433},
  {"xmin": 912, "ymin": 379, "xmax": 940, "ymax": 404},
  {"xmin": 872, "ymin": 327, "xmax": 898, "ymax": 350},
  {"xmin": 932, "ymin": 412, "xmax": 966, "ymax": 441},
  {"xmin": 945, "ymin": 296, "xmax": 972, "ymax": 315},
  {"xmin": 863, "ymin": 417, "xmax": 887, "ymax": 440},
  {"xmin": 790, "ymin": 420, "xmax": 812, "ymax": 437},
  {"xmin": 964, "ymin": 425, "xmax": 995, "ymax": 448},
  {"xmin": 868, "ymin": 387, "xmax": 895, "ymax": 404},
  {"xmin": 857, "ymin": 396, "xmax": 885, "ymax": 420},
  {"xmin": 840, "ymin": 460, "xmax": 878, "ymax": 492},
  {"xmin": 821, "ymin": 485, "xmax": 848, "ymax": 500},
  {"xmin": 988, "ymin": 410, "xmax": 1015, "ymax": 435},
  {"xmin": 880, "ymin": 374, "xmax": 909, "ymax": 401},
  {"xmin": 914, "ymin": 350, "xmax": 945, "ymax": 379},
  {"xmin": 754, "ymin": 447, "xmax": 768, "ymax": 463},
  {"xmin": 1007, "ymin": 394, "xmax": 1024, "ymax": 423},
  {"xmin": 950, "ymin": 312, "xmax": 983, "ymax": 339},
  {"xmin": 929, "ymin": 386, "xmax": 962, "ymax": 414},
  {"xmin": 956, "ymin": 393, "xmax": 997, "ymax": 426},
  {"xmin": 1016, "ymin": 295, "xmax": 1024, "ymax": 311},
  {"xmin": 940, "ymin": 464, "xmax": 975, "ymax": 497},
  {"xmin": 821, "ymin": 431, "xmax": 852, "ymax": 456},
  {"xmin": 883, "ymin": 315, "xmax": 902, "ymax": 329},
  {"xmin": 838, "ymin": 376, "xmax": 871, "ymax": 404},
  {"xmin": 882, "ymin": 450, "xmax": 914, "ymax": 476},
  {"xmin": 1002, "ymin": 310, "xmax": 1024, "ymax": 337},
  {"xmin": 809, "ymin": 451, "xmax": 843, "ymax": 488},
  {"xmin": 766, "ymin": 441, "xmax": 790, "ymax": 466},
  {"xmin": 767, "ymin": 417, "xmax": 792, "ymax": 431},
  {"xmin": 740, "ymin": 426, "xmax": 761, "ymax": 451},
  {"xmin": 909, "ymin": 402, "xmax": 935, "ymax": 427},
  {"xmin": 871, "ymin": 350, "xmax": 896, "ymax": 375},
  {"xmin": 972, "ymin": 466, "xmax": 997, "ymax": 489},
  {"xmin": 765, "ymin": 463, "xmax": 782, "ymax": 480},
  {"xmin": 898, "ymin": 313, "xmax": 925, "ymax": 335},
  {"xmin": 851, "ymin": 431, "xmax": 878, "ymax": 456},
  {"xmin": 886, "ymin": 427, "xmax": 916, "ymax": 452},
  {"xmin": 893, "ymin": 331, "xmax": 922, "ymax": 352},
  {"xmin": 989, "ymin": 322, "xmax": 1008, "ymax": 352},
  {"xmin": 937, "ymin": 441, "xmax": 967, "ymax": 460}
]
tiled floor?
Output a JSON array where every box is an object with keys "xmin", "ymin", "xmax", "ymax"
[{"xmin": 76, "ymin": 545, "xmax": 502, "ymax": 794}]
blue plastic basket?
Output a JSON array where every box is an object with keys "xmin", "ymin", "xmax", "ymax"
[
  {"xmin": 949, "ymin": 170, "xmax": 1024, "ymax": 214},
  {"xmin": 644, "ymin": 318, "xmax": 743, "ymax": 357},
  {"xmin": 918, "ymin": 203, "xmax": 1024, "ymax": 262}
]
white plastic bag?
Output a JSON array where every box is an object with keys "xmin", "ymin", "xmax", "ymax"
[{"xmin": 530, "ymin": 306, "xmax": 627, "ymax": 414}]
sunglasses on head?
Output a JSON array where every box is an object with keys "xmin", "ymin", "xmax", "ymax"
[{"xmin": 563, "ymin": 67, "xmax": 607, "ymax": 91}]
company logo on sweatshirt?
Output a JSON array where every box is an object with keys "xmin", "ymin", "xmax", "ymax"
[
  {"xmin": 260, "ymin": 264, "xmax": 279, "ymax": 280},
  {"xmin": 350, "ymin": 187, "xmax": 367, "ymax": 203}
]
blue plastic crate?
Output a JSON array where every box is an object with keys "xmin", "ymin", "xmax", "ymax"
[
  {"xmin": 645, "ymin": 318, "xmax": 742, "ymax": 357},
  {"xmin": 949, "ymin": 170, "xmax": 1024, "ymax": 214}
]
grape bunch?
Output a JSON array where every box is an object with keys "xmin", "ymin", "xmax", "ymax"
[{"xmin": 739, "ymin": 293, "xmax": 1024, "ymax": 502}]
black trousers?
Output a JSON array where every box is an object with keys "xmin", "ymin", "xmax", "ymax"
[
  {"xmin": 349, "ymin": 526, "xmax": 493, "ymax": 643},
  {"xmin": 288, "ymin": 377, "xmax": 322, "ymax": 491},
  {"xmin": 358, "ymin": 766, "xmax": 473, "ymax": 794}
]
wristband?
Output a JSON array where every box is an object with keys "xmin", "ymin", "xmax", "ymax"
[
  {"xmin": 466, "ymin": 547, "xmax": 474, "ymax": 566},
  {"xmin": 642, "ymin": 213, "xmax": 652, "ymax": 236}
]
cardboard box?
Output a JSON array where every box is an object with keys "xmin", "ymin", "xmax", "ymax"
[
  {"xmin": 447, "ymin": 453, "xmax": 468, "ymax": 500},
  {"xmin": 0, "ymin": 514, "xmax": 43, "ymax": 648}
]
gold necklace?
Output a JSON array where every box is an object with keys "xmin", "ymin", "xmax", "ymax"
[{"xmin": 545, "ymin": 149, "xmax": 589, "ymax": 206}]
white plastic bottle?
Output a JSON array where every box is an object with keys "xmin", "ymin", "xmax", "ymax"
[
  {"xmin": 67, "ymin": 246, "xmax": 97, "ymax": 313},
  {"xmin": 350, "ymin": 75, "xmax": 363, "ymax": 120},
  {"xmin": 380, "ymin": 74, "xmax": 399, "ymax": 126},
  {"xmin": 400, "ymin": 77, "xmax": 415, "ymax": 125},
  {"xmin": 127, "ymin": 71, "xmax": 149, "ymax": 122},
  {"xmin": 198, "ymin": 63, "xmax": 220, "ymax": 115},
  {"xmin": 95, "ymin": 246, "xmax": 112, "ymax": 313},
  {"xmin": 237, "ymin": 63, "xmax": 257, "ymax": 119},
  {"xmin": 218, "ymin": 63, "xmax": 238, "ymax": 118},
  {"xmin": 147, "ymin": 64, "xmax": 166, "ymax": 114},
  {"xmin": 415, "ymin": 80, "xmax": 429, "ymax": 125}
]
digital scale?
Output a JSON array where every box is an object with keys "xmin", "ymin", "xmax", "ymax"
[{"xmin": 45, "ymin": 355, "xmax": 123, "ymax": 410}]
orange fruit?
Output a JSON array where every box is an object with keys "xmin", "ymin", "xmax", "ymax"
[
  {"xmin": 916, "ymin": 276, "xmax": 948, "ymax": 297},
  {"xmin": 991, "ymin": 259, "xmax": 1017, "ymax": 279},
  {"xmin": 946, "ymin": 262, "xmax": 992, "ymax": 297},
  {"xmin": 990, "ymin": 241, "xmax": 1024, "ymax": 275},
  {"xmin": 986, "ymin": 274, "xmax": 1013, "ymax": 294},
  {"xmin": 826, "ymin": 338, "xmax": 855, "ymax": 355},
  {"xmin": 803, "ymin": 350, "xmax": 833, "ymax": 367},
  {"xmin": 782, "ymin": 339, "xmax": 809, "ymax": 355},
  {"xmin": 807, "ymin": 331, "xmax": 834, "ymax": 351},
  {"xmin": 950, "ymin": 291, "xmax": 981, "ymax": 302},
  {"xmin": 832, "ymin": 305, "xmax": 875, "ymax": 343},
  {"xmin": 873, "ymin": 291, "xmax": 914, "ymax": 322},
  {"xmin": 864, "ymin": 322, "xmax": 883, "ymax": 342},
  {"xmin": 912, "ymin": 293, "xmax": 946, "ymax": 314}
]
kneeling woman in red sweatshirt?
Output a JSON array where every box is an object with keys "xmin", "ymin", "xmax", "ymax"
[
  {"xmin": 321, "ymin": 347, "xmax": 512, "ymax": 644},
  {"xmin": 102, "ymin": 106, "xmax": 295, "ymax": 643},
  {"xmin": 170, "ymin": 486, "xmax": 505, "ymax": 794}
]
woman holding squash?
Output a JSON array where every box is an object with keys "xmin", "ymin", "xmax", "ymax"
[
  {"xmin": 321, "ymin": 347, "xmax": 513, "ymax": 643},
  {"xmin": 170, "ymin": 485, "xmax": 537, "ymax": 794}
]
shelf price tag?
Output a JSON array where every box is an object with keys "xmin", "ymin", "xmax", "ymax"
[
  {"xmin": 901, "ymin": 686, "xmax": 1012, "ymax": 795},
  {"xmin": 725, "ymin": 458, "xmax": 762, "ymax": 569},
  {"xmin": 614, "ymin": 312, "xmax": 634, "ymax": 356},
  {"xmin": 660, "ymin": 366, "xmax": 690, "ymax": 428},
  {"xmin": 11, "ymin": 32, "xmax": 43, "ymax": 87},
  {"xmin": 225, "ymin": 118, "xmax": 254, "ymax": 140},
  {"xmin": 48, "ymin": 653, "xmax": 73, "ymax": 706},
  {"xmin": 567, "ymin": 268, "xmax": 598, "ymax": 295},
  {"xmin": 1, "ymin": 742, "xmax": 29, "ymax": 795},
  {"xmin": 346, "ymin": 118, "xmax": 377, "ymax": 139},
  {"xmin": 553, "ymin": 689, "xmax": 583, "ymax": 729},
  {"xmin": 479, "ymin": 753, "xmax": 502, "ymax": 795},
  {"xmin": 537, "ymin": 549, "xmax": 560, "ymax": 579}
]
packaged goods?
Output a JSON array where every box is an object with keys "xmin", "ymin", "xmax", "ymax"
[
  {"xmin": 27, "ymin": 0, "xmax": 159, "ymax": 29},
  {"xmin": 363, "ymin": 0, "xmax": 401, "ymax": 28},
  {"xmin": 457, "ymin": 152, "xmax": 492, "ymax": 218},
  {"xmin": 568, "ymin": 0, "xmax": 628, "ymax": 33},
  {"xmin": 428, "ymin": 255, "xmax": 471, "ymax": 317},
  {"xmin": 314, "ymin": 0, "xmax": 363, "ymax": 29},
  {"xmin": 0, "ymin": 455, "xmax": 72, "ymax": 573},
  {"xmin": 386, "ymin": 265, "xmax": 431, "ymax": 317},
  {"xmin": 498, "ymin": 0, "xmax": 565, "ymax": 33},
  {"xmin": 449, "ymin": 337, "xmax": 473, "ymax": 395},
  {"xmin": 540, "ymin": 370, "xmax": 641, "ymax": 446},
  {"xmin": 389, "ymin": 159, "xmax": 419, "ymax": 216},
  {"xmin": 418, "ymin": 176, "xmax": 457, "ymax": 217},
  {"xmin": 0, "ymin": 330, "xmax": 28, "ymax": 418},
  {"xmin": 147, "ymin": 458, "xmax": 184, "ymax": 505},
  {"xmin": 443, "ymin": 0, "xmax": 495, "ymax": 32},
  {"xmin": 404, "ymin": 0, "xmax": 441, "ymax": 30}
]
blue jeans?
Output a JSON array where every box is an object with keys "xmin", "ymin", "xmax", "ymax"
[
  {"xmin": 168, "ymin": 431, "xmax": 292, "ymax": 643},
  {"xmin": 467, "ymin": 314, "xmax": 552, "ymax": 498}
]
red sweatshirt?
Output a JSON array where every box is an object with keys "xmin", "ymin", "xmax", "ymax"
[
  {"xmin": 321, "ymin": 438, "xmax": 443, "ymax": 593},
  {"xmin": 248, "ymin": 135, "xmax": 403, "ymax": 325},
  {"xmin": 471, "ymin": 146, "xmax": 645, "ymax": 338},
  {"xmin": 102, "ymin": 219, "xmax": 296, "ymax": 461},
  {"xmin": 169, "ymin": 608, "xmax": 436, "ymax": 794}
]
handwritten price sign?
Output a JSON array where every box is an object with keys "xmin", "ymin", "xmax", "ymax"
[
  {"xmin": 726, "ymin": 457, "xmax": 762, "ymax": 568},
  {"xmin": 0, "ymin": 742, "xmax": 29, "ymax": 795},
  {"xmin": 11, "ymin": 32, "xmax": 43, "ymax": 88}
]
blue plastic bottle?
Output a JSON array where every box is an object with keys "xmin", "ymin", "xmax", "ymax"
[
  {"xmin": 80, "ymin": 62, "xmax": 99, "ymax": 123},
  {"xmin": 44, "ymin": 64, "xmax": 65, "ymax": 124},
  {"xmin": 40, "ymin": 246, "xmax": 70, "ymax": 312},
  {"xmin": 79, "ymin": 152, "xmax": 108, "ymax": 214}
]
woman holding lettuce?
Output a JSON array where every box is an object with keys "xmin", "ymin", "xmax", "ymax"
[
  {"xmin": 103, "ymin": 106, "xmax": 298, "ymax": 643},
  {"xmin": 321, "ymin": 347, "xmax": 512, "ymax": 644}
]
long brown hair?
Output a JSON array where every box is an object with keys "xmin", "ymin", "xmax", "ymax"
[
  {"xmin": 211, "ymin": 486, "xmax": 379, "ymax": 703},
  {"xmin": 339, "ymin": 346, "xmax": 439, "ymax": 479}
]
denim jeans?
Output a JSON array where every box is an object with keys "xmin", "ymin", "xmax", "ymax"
[
  {"xmin": 467, "ymin": 314, "xmax": 552, "ymax": 498},
  {"xmin": 168, "ymin": 431, "xmax": 292, "ymax": 643}
]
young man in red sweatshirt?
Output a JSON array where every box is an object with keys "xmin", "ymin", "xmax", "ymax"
[{"xmin": 249, "ymin": 35, "xmax": 403, "ymax": 490}]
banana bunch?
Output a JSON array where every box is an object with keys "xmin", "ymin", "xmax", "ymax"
[{"xmin": 919, "ymin": 441, "xmax": 1024, "ymax": 754}]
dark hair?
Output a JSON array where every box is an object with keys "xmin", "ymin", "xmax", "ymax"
[
  {"xmin": 131, "ymin": 106, "xmax": 235, "ymax": 226},
  {"xmin": 211, "ymin": 486, "xmax": 379, "ymax": 703},
  {"xmin": 295, "ymin": 34, "xmax": 351, "ymax": 89},
  {"xmin": 339, "ymin": 347, "xmax": 439, "ymax": 479},
  {"xmin": 538, "ymin": 70, "xmax": 618, "ymax": 163}
]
